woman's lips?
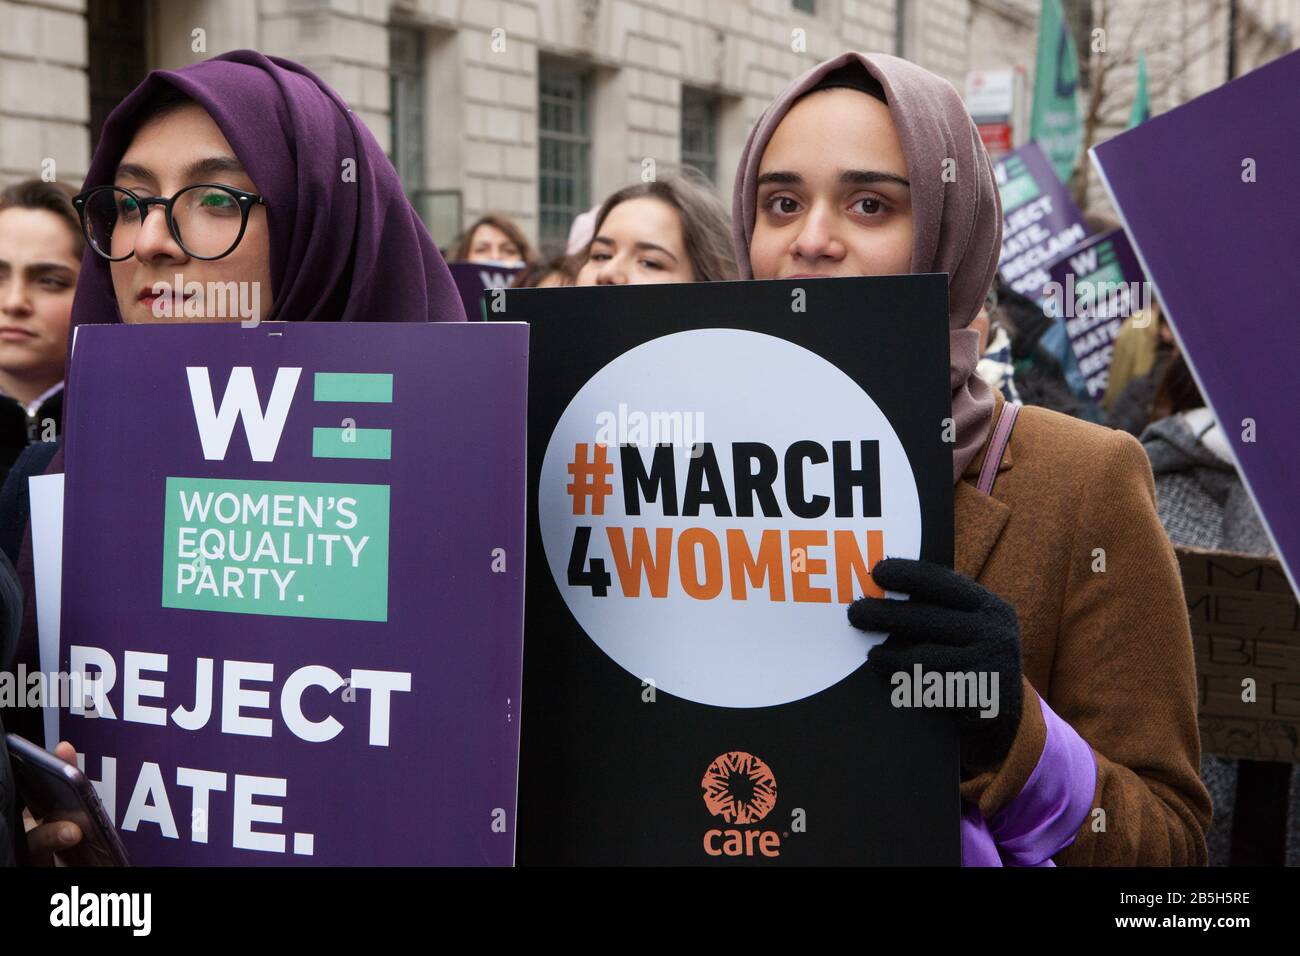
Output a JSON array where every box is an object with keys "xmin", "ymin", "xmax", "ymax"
[
  {"xmin": 138, "ymin": 289, "xmax": 196, "ymax": 311},
  {"xmin": 0, "ymin": 327, "xmax": 35, "ymax": 342}
]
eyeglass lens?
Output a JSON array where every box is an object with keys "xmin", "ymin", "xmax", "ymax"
[{"xmin": 84, "ymin": 186, "xmax": 249, "ymax": 260}]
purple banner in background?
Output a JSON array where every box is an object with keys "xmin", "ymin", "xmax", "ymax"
[
  {"xmin": 993, "ymin": 141, "xmax": 1089, "ymax": 299},
  {"xmin": 59, "ymin": 322, "xmax": 528, "ymax": 865},
  {"xmin": 448, "ymin": 262, "xmax": 524, "ymax": 320},
  {"xmin": 1092, "ymin": 49, "xmax": 1300, "ymax": 596},
  {"xmin": 1044, "ymin": 228, "xmax": 1149, "ymax": 401}
]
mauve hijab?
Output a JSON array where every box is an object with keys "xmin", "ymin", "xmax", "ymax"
[
  {"xmin": 732, "ymin": 52, "xmax": 1002, "ymax": 483},
  {"xmin": 70, "ymin": 49, "xmax": 466, "ymax": 329}
]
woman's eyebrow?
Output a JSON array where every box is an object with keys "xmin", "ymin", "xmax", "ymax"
[
  {"xmin": 633, "ymin": 241, "xmax": 677, "ymax": 262},
  {"xmin": 25, "ymin": 262, "xmax": 77, "ymax": 277},
  {"xmin": 0, "ymin": 259, "xmax": 75, "ymax": 278},
  {"xmin": 114, "ymin": 156, "xmax": 248, "ymax": 187},
  {"xmin": 840, "ymin": 169, "xmax": 910, "ymax": 188},
  {"xmin": 183, "ymin": 156, "xmax": 248, "ymax": 181},
  {"xmin": 114, "ymin": 162, "xmax": 156, "ymax": 185},
  {"xmin": 756, "ymin": 171, "xmax": 801, "ymax": 187}
]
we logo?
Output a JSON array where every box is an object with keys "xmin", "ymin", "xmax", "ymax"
[
  {"xmin": 187, "ymin": 366, "xmax": 301, "ymax": 462},
  {"xmin": 1068, "ymin": 247, "xmax": 1099, "ymax": 275},
  {"xmin": 187, "ymin": 367, "xmax": 394, "ymax": 462}
]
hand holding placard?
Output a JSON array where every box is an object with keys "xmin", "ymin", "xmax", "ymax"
[{"xmin": 849, "ymin": 557, "xmax": 1024, "ymax": 772}]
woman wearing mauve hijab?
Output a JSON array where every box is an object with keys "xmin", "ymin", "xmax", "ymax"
[
  {"xmin": 4, "ymin": 50, "xmax": 465, "ymax": 863},
  {"xmin": 734, "ymin": 52, "xmax": 1209, "ymax": 866}
]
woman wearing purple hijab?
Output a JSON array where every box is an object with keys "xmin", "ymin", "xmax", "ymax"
[
  {"xmin": 70, "ymin": 49, "xmax": 465, "ymax": 328},
  {"xmin": 9, "ymin": 51, "xmax": 465, "ymax": 863},
  {"xmin": 734, "ymin": 53, "xmax": 1209, "ymax": 865}
]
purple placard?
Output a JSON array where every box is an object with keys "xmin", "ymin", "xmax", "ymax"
[
  {"xmin": 58, "ymin": 322, "xmax": 528, "ymax": 865},
  {"xmin": 1043, "ymin": 228, "xmax": 1149, "ymax": 401},
  {"xmin": 448, "ymin": 262, "xmax": 524, "ymax": 320},
  {"xmin": 993, "ymin": 141, "xmax": 1089, "ymax": 298},
  {"xmin": 1092, "ymin": 49, "xmax": 1300, "ymax": 596}
]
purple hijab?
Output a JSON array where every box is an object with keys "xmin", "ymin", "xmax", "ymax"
[
  {"xmin": 732, "ymin": 52, "xmax": 1001, "ymax": 483},
  {"xmin": 70, "ymin": 49, "xmax": 466, "ymax": 328}
]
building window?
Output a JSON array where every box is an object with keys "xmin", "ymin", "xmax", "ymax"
[
  {"xmin": 680, "ymin": 87, "xmax": 719, "ymax": 185},
  {"xmin": 389, "ymin": 26, "xmax": 425, "ymax": 199},
  {"xmin": 88, "ymin": 0, "xmax": 149, "ymax": 150},
  {"xmin": 793, "ymin": 0, "xmax": 816, "ymax": 13},
  {"xmin": 538, "ymin": 61, "xmax": 592, "ymax": 256}
]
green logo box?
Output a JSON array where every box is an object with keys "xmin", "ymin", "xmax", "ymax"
[{"xmin": 162, "ymin": 476, "xmax": 391, "ymax": 622}]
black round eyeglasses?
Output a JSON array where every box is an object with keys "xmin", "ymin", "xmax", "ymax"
[{"xmin": 72, "ymin": 184, "xmax": 267, "ymax": 262}]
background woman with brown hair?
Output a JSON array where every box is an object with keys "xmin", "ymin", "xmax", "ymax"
[
  {"xmin": 452, "ymin": 212, "xmax": 536, "ymax": 267},
  {"xmin": 574, "ymin": 170, "xmax": 737, "ymax": 286}
]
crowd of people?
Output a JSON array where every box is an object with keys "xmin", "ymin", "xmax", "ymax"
[{"xmin": 0, "ymin": 46, "xmax": 1289, "ymax": 868}]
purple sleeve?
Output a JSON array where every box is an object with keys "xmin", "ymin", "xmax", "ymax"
[{"xmin": 961, "ymin": 695, "xmax": 1098, "ymax": 867}]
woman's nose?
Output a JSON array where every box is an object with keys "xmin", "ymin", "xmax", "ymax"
[
  {"xmin": 1, "ymin": 279, "xmax": 32, "ymax": 317},
  {"xmin": 133, "ymin": 204, "xmax": 188, "ymax": 265},
  {"xmin": 596, "ymin": 258, "xmax": 627, "ymax": 285},
  {"xmin": 790, "ymin": 205, "xmax": 844, "ymax": 264}
]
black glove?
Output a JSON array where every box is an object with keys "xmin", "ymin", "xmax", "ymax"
[{"xmin": 848, "ymin": 557, "xmax": 1023, "ymax": 773}]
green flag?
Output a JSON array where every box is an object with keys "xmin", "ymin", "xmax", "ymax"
[
  {"xmin": 1127, "ymin": 51, "xmax": 1151, "ymax": 129},
  {"xmin": 1029, "ymin": 0, "xmax": 1083, "ymax": 183}
]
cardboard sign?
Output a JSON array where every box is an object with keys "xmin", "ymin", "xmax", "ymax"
[
  {"xmin": 1093, "ymin": 50, "xmax": 1300, "ymax": 597},
  {"xmin": 1043, "ymin": 228, "xmax": 1149, "ymax": 401},
  {"xmin": 1177, "ymin": 547, "xmax": 1300, "ymax": 763},
  {"xmin": 58, "ymin": 322, "xmax": 528, "ymax": 865},
  {"xmin": 499, "ymin": 276, "xmax": 959, "ymax": 865},
  {"xmin": 993, "ymin": 142, "xmax": 1089, "ymax": 299},
  {"xmin": 448, "ymin": 262, "xmax": 523, "ymax": 320}
]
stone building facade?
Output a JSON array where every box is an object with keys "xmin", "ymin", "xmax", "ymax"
[{"xmin": 1, "ymin": 0, "xmax": 1296, "ymax": 253}]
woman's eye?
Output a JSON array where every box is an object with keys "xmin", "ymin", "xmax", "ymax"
[
  {"xmin": 41, "ymin": 277, "xmax": 71, "ymax": 290},
  {"xmin": 198, "ymin": 191, "xmax": 237, "ymax": 212},
  {"xmin": 853, "ymin": 197, "xmax": 886, "ymax": 216},
  {"xmin": 590, "ymin": 252, "xmax": 611, "ymax": 262},
  {"xmin": 639, "ymin": 259, "xmax": 664, "ymax": 270},
  {"xmin": 766, "ymin": 196, "xmax": 800, "ymax": 215}
]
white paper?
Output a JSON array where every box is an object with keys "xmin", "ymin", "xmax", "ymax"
[{"xmin": 28, "ymin": 472, "xmax": 64, "ymax": 751}]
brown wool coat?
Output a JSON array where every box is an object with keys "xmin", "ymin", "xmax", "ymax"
[{"xmin": 958, "ymin": 391, "xmax": 1211, "ymax": 865}]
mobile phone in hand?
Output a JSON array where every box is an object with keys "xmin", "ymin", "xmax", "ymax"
[{"xmin": 6, "ymin": 733, "xmax": 129, "ymax": 866}]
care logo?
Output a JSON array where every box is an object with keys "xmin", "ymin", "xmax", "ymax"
[
  {"xmin": 701, "ymin": 751, "xmax": 781, "ymax": 858},
  {"xmin": 539, "ymin": 328, "xmax": 922, "ymax": 707}
]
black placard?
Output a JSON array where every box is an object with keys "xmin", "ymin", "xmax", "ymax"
[{"xmin": 500, "ymin": 275, "xmax": 959, "ymax": 865}]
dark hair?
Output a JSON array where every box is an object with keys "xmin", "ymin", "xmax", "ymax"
[
  {"xmin": 138, "ymin": 83, "xmax": 195, "ymax": 125},
  {"xmin": 583, "ymin": 170, "xmax": 737, "ymax": 282},
  {"xmin": 805, "ymin": 61, "xmax": 887, "ymax": 104},
  {"xmin": 453, "ymin": 213, "xmax": 536, "ymax": 265},
  {"xmin": 511, "ymin": 254, "xmax": 572, "ymax": 288},
  {"xmin": 0, "ymin": 178, "xmax": 84, "ymax": 255},
  {"xmin": 1151, "ymin": 351, "xmax": 1204, "ymax": 422}
]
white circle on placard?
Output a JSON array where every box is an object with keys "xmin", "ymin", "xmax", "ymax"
[{"xmin": 539, "ymin": 328, "xmax": 921, "ymax": 708}]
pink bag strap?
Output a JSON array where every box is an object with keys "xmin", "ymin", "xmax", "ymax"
[{"xmin": 976, "ymin": 401, "xmax": 1022, "ymax": 496}]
